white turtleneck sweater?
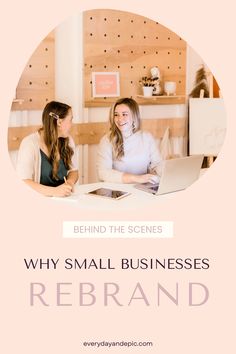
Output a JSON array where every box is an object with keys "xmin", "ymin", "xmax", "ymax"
[{"xmin": 97, "ymin": 130, "xmax": 162, "ymax": 183}]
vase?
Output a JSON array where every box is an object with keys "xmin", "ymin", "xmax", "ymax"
[
  {"xmin": 142, "ymin": 86, "xmax": 153, "ymax": 97},
  {"xmin": 164, "ymin": 81, "xmax": 176, "ymax": 96}
]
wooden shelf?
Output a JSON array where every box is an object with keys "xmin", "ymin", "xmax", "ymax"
[
  {"xmin": 136, "ymin": 95, "xmax": 187, "ymax": 105},
  {"xmin": 85, "ymin": 95, "xmax": 187, "ymax": 107},
  {"xmin": 85, "ymin": 98, "xmax": 120, "ymax": 108}
]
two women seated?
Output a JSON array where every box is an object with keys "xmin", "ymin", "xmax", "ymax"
[{"xmin": 16, "ymin": 98, "xmax": 162, "ymax": 197}]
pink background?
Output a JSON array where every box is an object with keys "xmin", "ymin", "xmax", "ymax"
[
  {"xmin": 94, "ymin": 73, "xmax": 118, "ymax": 95},
  {"xmin": 1, "ymin": 0, "xmax": 235, "ymax": 353}
]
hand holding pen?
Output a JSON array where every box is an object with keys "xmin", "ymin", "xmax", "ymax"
[{"xmin": 64, "ymin": 176, "xmax": 74, "ymax": 193}]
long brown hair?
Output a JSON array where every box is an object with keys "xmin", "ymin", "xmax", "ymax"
[
  {"xmin": 109, "ymin": 97, "xmax": 141, "ymax": 159},
  {"xmin": 40, "ymin": 101, "xmax": 74, "ymax": 180}
]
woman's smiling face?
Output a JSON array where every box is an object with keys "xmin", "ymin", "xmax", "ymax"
[{"xmin": 114, "ymin": 104, "xmax": 133, "ymax": 134}]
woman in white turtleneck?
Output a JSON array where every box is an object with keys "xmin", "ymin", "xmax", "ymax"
[{"xmin": 97, "ymin": 97, "xmax": 162, "ymax": 184}]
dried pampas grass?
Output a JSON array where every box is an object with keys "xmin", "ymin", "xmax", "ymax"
[{"xmin": 189, "ymin": 66, "xmax": 209, "ymax": 98}]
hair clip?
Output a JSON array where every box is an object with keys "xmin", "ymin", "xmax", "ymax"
[{"xmin": 49, "ymin": 112, "xmax": 59, "ymax": 120}]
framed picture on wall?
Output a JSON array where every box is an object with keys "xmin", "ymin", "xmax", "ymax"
[{"xmin": 91, "ymin": 72, "xmax": 120, "ymax": 97}]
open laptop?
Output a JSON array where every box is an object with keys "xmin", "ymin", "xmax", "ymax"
[{"xmin": 134, "ymin": 155, "xmax": 204, "ymax": 195}]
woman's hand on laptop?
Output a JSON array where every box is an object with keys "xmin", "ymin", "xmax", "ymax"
[
  {"xmin": 122, "ymin": 173, "xmax": 160, "ymax": 184},
  {"xmin": 149, "ymin": 175, "xmax": 159, "ymax": 184},
  {"xmin": 134, "ymin": 174, "xmax": 159, "ymax": 184}
]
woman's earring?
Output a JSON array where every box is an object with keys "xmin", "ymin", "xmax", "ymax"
[{"xmin": 132, "ymin": 121, "xmax": 136, "ymax": 132}]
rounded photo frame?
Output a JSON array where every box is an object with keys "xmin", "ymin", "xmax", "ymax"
[{"xmin": 7, "ymin": 8, "xmax": 227, "ymax": 211}]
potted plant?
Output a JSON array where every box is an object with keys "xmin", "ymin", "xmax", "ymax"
[{"xmin": 139, "ymin": 76, "xmax": 158, "ymax": 97}]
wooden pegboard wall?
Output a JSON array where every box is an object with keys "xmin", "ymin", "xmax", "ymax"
[
  {"xmin": 84, "ymin": 9, "xmax": 186, "ymax": 105},
  {"xmin": 12, "ymin": 31, "xmax": 55, "ymax": 111}
]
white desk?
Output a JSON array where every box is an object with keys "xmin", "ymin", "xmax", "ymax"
[
  {"xmin": 53, "ymin": 169, "xmax": 207, "ymax": 210},
  {"xmin": 53, "ymin": 182, "xmax": 175, "ymax": 211}
]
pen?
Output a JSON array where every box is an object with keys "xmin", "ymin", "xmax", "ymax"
[{"xmin": 64, "ymin": 176, "xmax": 67, "ymax": 184}]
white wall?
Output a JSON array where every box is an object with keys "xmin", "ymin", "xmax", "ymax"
[{"xmin": 55, "ymin": 13, "xmax": 83, "ymax": 121}]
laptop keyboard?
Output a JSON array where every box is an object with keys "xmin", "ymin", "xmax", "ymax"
[
  {"xmin": 141, "ymin": 183, "xmax": 159, "ymax": 193},
  {"xmin": 149, "ymin": 184, "xmax": 159, "ymax": 192},
  {"xmin": 134, "ymin": 182, "xmax": 159, "ymax": 194}
]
